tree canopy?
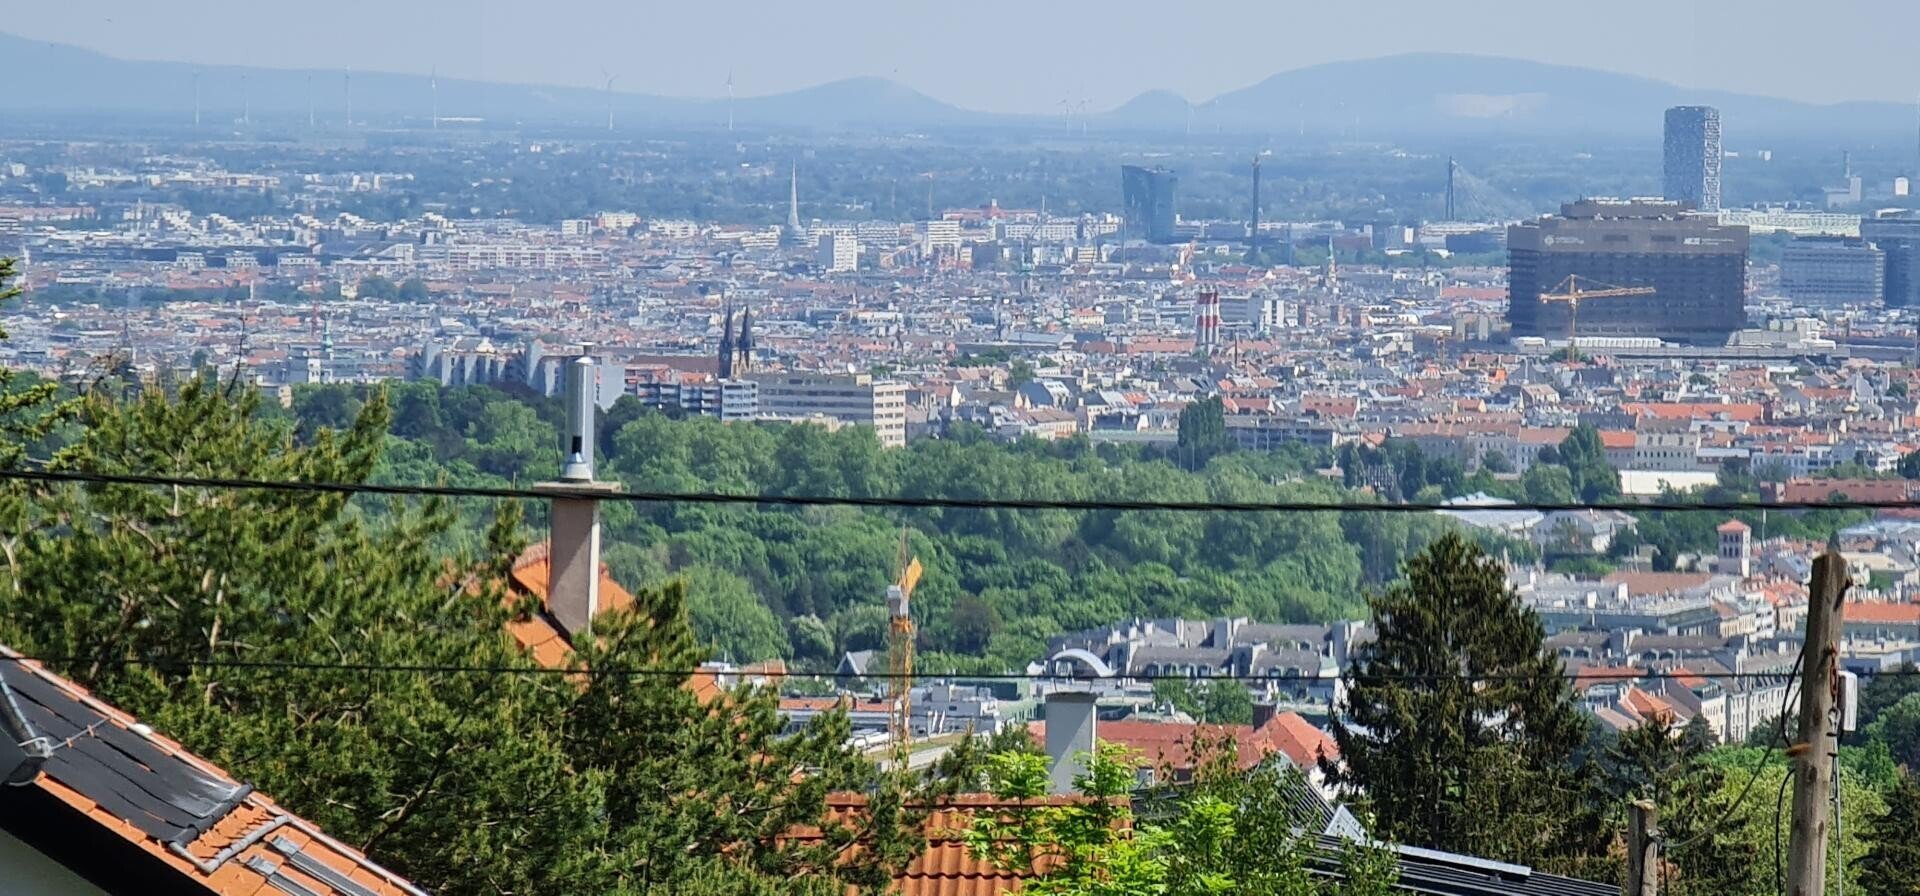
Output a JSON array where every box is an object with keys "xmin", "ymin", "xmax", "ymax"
[{"xmin": 1326, "ymin": 533, "xmax": 1601, "ymax": 866}]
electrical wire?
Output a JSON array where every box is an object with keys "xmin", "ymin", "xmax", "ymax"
[
  {"xmin": 1774, "ymin": 765, "xmax": 1793, "ymax": 896},
  {"xmin": 1663, "ymin": 641, "xmax": 1805, "ymax": 855},
  {"xmin": 2, "ymin": 467, "xmax": 1917, "ymax": 516},
  {"xmin": 0, "ymin": 651, "xmax": 1902, "ymax": 684}
]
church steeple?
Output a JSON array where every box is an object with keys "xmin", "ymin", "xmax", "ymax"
[
  {"xmin": 782, "ymin": 163, "xmax": 805, "ymax": 245},
  {"xmin": 717, "ymin": 296, "xmax": 736, "ymax": 381},
  {"xmin": 735, "ymin": 305, "xmax": 754, "ymax": 373}
]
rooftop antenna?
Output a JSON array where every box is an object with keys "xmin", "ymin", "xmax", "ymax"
[
  {"xmin": 726, "ymin": 69, "xmax": 735, "ymax": 132},
  {"xmin": 602, "ymin": 68, "xmax": 616, "ymax": 132}
]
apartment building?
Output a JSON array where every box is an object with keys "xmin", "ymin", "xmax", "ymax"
[{"xmin": 752, "ymin": 372, "xmax": 910, "ymax": 448}]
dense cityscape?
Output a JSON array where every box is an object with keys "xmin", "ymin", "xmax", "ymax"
[{"xmin": 2, "ymin": 11, "xmax": 1920, "ymax": 896}]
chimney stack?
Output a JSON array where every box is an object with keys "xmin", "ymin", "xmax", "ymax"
[
  {"xmin": 1044, "ymin": 690, "xmax": 1098, "ymax": 796},
  {"xmin": 539, "ymin": 356, "xmax": 619, "ymax": 639}
]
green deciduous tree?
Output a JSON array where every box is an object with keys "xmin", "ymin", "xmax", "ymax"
[
  {"xmin": 969, "ymin": 734, "xmax": 1398, "ymax": 896},
  {"xmin": 1867, "ymin": 692, "xmax": 1920, "ymax": 769},
  {"xmin": 1326, "ymin": 533, "xmax": 1600, "ymax": 865},
  {"xmin": 1558, "ymin": 425, "xmax": 1622, "ymax": 504},
  {"xmin": 1176, "ymin": 396, "xmax": 1230, "ymax": 464}
]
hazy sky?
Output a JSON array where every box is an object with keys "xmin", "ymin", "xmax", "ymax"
[{"xmin": 12, "ymin": 1, "xmax": 1920, "ymax": 114}]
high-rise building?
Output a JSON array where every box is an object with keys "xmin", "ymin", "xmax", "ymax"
[
  {"xmin": 1663, "ymin": 106, "xmax": 1722, "ymax": 212},
  {"xmin": 1780, "ymin": 236, "xmax": 1884, "ymax": 306},
  {"xmin": 1507, "ymin": 199, "xmax": 1748, "ymax": 344},
  {"xmin": 1860, "ymin": 211, "xmax": 1920, "ymax": 307},
  {"xmin": 816, "ymin": 232, "xmax": 860, "ymax": 272},
  {"xmin": 1120, "ymin": 165, "xmax": 1177, "ymax": 243}
]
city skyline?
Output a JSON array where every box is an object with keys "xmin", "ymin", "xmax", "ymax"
[{"xmin": 10, "ymin": 0, "xmax": 1920, "ymax": 115}]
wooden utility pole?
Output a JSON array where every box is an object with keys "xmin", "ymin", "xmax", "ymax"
[
  {"xmin": 1626, "ymin": 800, "xmax": 1660, "ymax": 896},
  {"xmin": 1787, "ymin": 543, "xmax": 1848, "ymax": 896}
]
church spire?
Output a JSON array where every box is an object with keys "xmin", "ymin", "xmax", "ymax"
[
  {"xmin": 783, "ymin": 162, "xmax": 804, "ymax": 245},
  {"xmin": 736, "ymin": 304, "xmax": 754, "ymax": 373},
  {"xmin": 717, "ymin": 295, "xmax": 736, "ymax": 381}
]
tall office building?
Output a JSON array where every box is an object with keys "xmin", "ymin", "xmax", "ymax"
[
  {"xmin": 1860, "ymin": 211, "xmax": 1920, "ymax": 307},
  {"xmin": 1780, "ymin": 236, "xmax": 1884, "ymax": 306},
  {"xmin": 1663, "ymin": 106, "xmax": 1722, "ymax": 212},
  {"xmin": 1120, "ymin": 165, "xmax": 1177, "ymax": 243},
  {"xmin": 1507, "ymin": 199, "xmax": 1748, "ymax": 344}
]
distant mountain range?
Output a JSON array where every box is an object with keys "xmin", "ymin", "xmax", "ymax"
[
  {"xmin": 2, "ymin": 32, "xmax": 1910, "ymax": 138},
  {"xmin": 1103, "ymin": 53, "xmax": 1915, "ymax": 138}
]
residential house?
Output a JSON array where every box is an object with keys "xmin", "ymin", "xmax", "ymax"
[{"xmin": 0, "ymin": 646, "xmax": 427, "ymax": 896}]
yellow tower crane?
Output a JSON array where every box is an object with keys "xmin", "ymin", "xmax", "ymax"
[
  {"xmin": 1538, "ymin": 275, "xmax": 1656, "ymax": 347},
  {"xmin": 886, "ymin": 529, "xmax": 923, "ymax": 755}
]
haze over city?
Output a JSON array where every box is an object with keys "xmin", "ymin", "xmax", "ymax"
[
  {"xmin": 10, "ymin": 0, "xmax": 1920, "ymax": 112},
  {"xmin": 1, "ymin": 4, "xmax": 1919, "ymax": 896}
]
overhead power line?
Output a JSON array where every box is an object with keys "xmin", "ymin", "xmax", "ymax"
[
  {"xmin": 0, "ymin": 468, "xmax": 1914, "ymax": 516},
  {"xmin": 3, "ymin": 653, "xmax": 1912, "ymax": 684}
]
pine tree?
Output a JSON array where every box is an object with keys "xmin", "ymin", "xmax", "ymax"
[
  {"xmin": 0, "ymin": 374, "xmax": 934, "ymax": 894},
  {"xmin": 1859, "ymin": 774, "xmax": 1920, "ymax": 896},
  {"xmin": 1326, "ymin": 532, "xmax": 1600, "ymax": 864},
  {"xmin": 0, "ymin": 257, "xmax": 67, "ymax": 588}
]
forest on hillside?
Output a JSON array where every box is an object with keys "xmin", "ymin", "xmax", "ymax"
[
  {"xmin": 266, "ymin": 379, "xmax": 1870, "ymax": 671},
  {"xmin": 281, "ymin": 380, "xmax": 1472, "ymax": 671}
]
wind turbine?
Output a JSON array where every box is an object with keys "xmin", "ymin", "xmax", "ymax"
[
  {"xmin": 726, "ymin": 69, "xmax": 735, "ymax": 133},
  {"xmin": 191, "ymin": 71, "xmax": 201, "ymax": 128},
  {"xmin": 431, "ymin": 65, "xmax": 439, "ymax": 129},
  {"xmin": 602, "ymin": 68, "xmax": 617, "ymax": 132},
  {"xmin": 344, "ymin": 68, "xmax": 353, "ymax": 128},
  {"xmin": 240, "ymin": 74, "xmax": 250, "ymax": 127}
]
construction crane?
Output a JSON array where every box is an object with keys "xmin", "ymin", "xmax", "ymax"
[
  {"xmin": 886, "ymin": 529, "xmax": 924, "ymax": 754},
  {"xmin": 1538, "ymin": 275, "xmax": 1656, "ymax": 345}
]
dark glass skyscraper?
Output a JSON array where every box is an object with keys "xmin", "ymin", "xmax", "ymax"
[
  {"xmin": 1663, "ymin": 106, "xmax": 1722, "ymax": 212},
  {"xmin": 1507, "ymin": 199, "xmax": 1748, "ymax": 344},
  {"xmin": 1862, "ymin": 212, "xmax": 1920, "ymax": 307},
  {"xmin": 1120, "ymin": 165, "xmax": 1177, "ymax": 243}
]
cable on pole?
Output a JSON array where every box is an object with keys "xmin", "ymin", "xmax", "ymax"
[{"xmin": 3, "ymin": 467, "xmax": 1917, "ymax": 516}]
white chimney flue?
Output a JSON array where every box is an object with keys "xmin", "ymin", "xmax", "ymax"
[
  {"xmin": 561, "ymin": 356, "xmax": 595, "ymax": 482},
  {"xmin": 1044, "ymin": 690, "xmax": 1098, "ymax": 796},
  {"xmin": 540, "ymin": 355, "xmax": 615, "ymax": 640}
]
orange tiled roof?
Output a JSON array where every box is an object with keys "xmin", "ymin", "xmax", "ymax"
[
  {"xmin": 1846, "ymin": 601, "xmax": 1920, "ymax": 624},
  {"xmin": 1025, "ymin": 714, "xmax": 1335, "ymax": 774},
  {"xmin": 1602, "ymin": 570, "xmax": 1715, "ymax": 595},
  {"xmin": 0, "ymin": 646, "xmax": 424, "ymax": 896},
  {"xmin": 788, "ymin": 793, "xmax": 1112, "ymax": 896},
  {"xmin": 501, "ymin": 542, "xmax": 638, "ymax": 668}
]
